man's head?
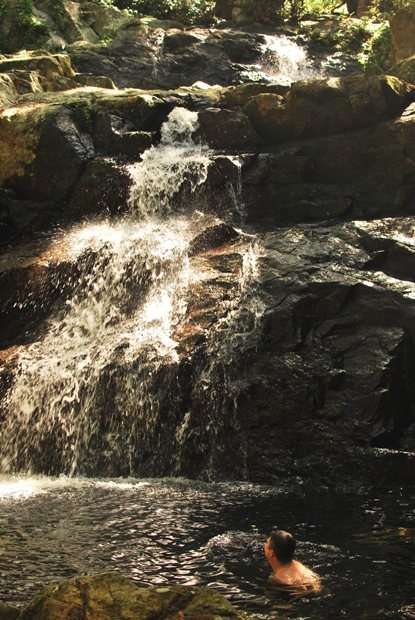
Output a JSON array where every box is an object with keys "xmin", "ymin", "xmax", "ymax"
[{"xmin": 264, "ymin": 530, "xmax": 296, "ymax": 566}]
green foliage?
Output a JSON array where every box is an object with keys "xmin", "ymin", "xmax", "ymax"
[
  {"xmin": 301, "ymin": 16, "xmax": 371, "ymax": 54},
  {"xmin": 0, "ymin": 0, "xmax": 48, "ymax": 52},
  {"xmin": 112, "ymin": 0, "xmax": 215, "ymax": 24},
  {"xmin": 358, "ymin": 20, "xmax": 392, "ymax": 73}
]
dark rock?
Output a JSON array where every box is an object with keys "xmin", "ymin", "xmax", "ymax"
[
  {"xmin": 94, "ymin": 112, "xmax": 153, "ymax": 158},
  {"xmin": 163, "ymin": 32, "xmax": 203, "ymax": 52},
  {"xmin": 241, "ymin": 104, "xmax": 415, "ymax": 225},
  {"xmin": 70, "ymin": 28, "xmax": 270, "ymax": 89},
  {"xmin": 220, "ymin": 32, "xmax": 265, "ymax": 63},
  {"xmin": 19, "ymin": 573, "xmax": 247, "ymax": 620},
  {"xmin": 9, "ymin": 107, "xmax": 95, "ymax": 203},
  {"xmin": 175, "ymin": 218, "xmax": 415, "ymax": 485},
  {"xmin": 189, "ymin": 222, "xmax": 239, "ymax": 255},
  {"xmin": 68, "ymin": 158, "xmax": 131, "ymax": 216},
  {"xmin": 215, "ymin": 0, "xmax": 234, "ymax": 20},
  {"xmin": 198, "ymin": 107, "xmax": 263, "ymax": 150},
  {"xmin": 0, "ymin": 602, "xmax": 19, "ymax": 620}
]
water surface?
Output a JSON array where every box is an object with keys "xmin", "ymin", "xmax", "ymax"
[{"xmin": 1, "ymin": 476, "xmax": 414, "ymax": 619}]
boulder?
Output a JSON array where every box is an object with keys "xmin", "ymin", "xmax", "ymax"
[
  {"xmin": 390, "ymin": 6, "xmax": 415, "ymax": 64},
  {"xmin": 74, "ymin": 73, "xmax": 116, "ymax": 89},
  {"xmin": 19, "ymin": 573, "xmax": 248, "ymax": 620},
  {"xmin": 198, "ymin": 107, "xmax": 263, "ymax": 150},
  {"xmin": 393, "ymin": 55, "xmax": 415, "ymax": 86},
  {"xmin": 0, "ymin": 52, "xmax": 81, "ymax": 94},
  {"xmin": 189, "ymin": 222, "xmax": 239, "ymax": 255},
  {"xmin": 244, "ymin": 75, "xmax": 415, "ymax": 143}
]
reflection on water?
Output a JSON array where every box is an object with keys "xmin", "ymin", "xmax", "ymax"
[{"xmin": 0, "ymin": 476, "xmax": 415, "ymax": 620}]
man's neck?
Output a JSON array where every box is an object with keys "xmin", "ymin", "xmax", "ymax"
[{"xmin": 270, "ymin": 556, "xmax": 293, "ymax": 574}]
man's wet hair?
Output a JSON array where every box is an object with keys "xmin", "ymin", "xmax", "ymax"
[{"xmin": 269, "ymin": 530, "xmax": 296, "ymax": 565}]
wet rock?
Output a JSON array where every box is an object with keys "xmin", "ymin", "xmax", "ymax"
[
  {"xmin": 189, "ymin": 222, "xmax": 239, "ymax": 255},
  {"xmin": 94, "ymin": 112, "xmax": 153, "ymax": 158},
  {"xmin": 0, "ymin": 190, "xmax": 55, "ymax": 244},
  {"xmin": 68, "ymin": 158, "xmax": 131, "ymax": 216},
  {"xmin": 176, "ymin": 217, "xmax": 415, "ymax": 485},
  {"xmin": 19, "ymin": 573, "xmax": 248, "ymax": 620},
  {"xmin": 9, "ymin": 107, "xmax": 95, "ymax": 203},
  {"xmin": 245, "ymin": 75, "xmax": 415, "ymax": 144},
  {"xmin": 198, "ymin": 107, "xmax": 263, "ymax": 149},
  {"xmin": 390, "ymin": 6, "xmax": 415, "ymax": 64},
  {"xmin": 241, "ymin": 102, "xmax": 415, "ymax": 224},
  {"xmin": 70, "ymin": 28, "xmax": 269, "ymax": 89}
]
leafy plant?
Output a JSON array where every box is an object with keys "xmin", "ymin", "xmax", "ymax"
[
  {"xmin": 358, "ymin": 20, "xmax": 392, "ymax": 73},
  {"xmin": 112, "ymin": 0, "xmax": 215, "ymax": 24}
]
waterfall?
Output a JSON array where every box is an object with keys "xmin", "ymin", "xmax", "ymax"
[
  {"xmin": 260, "ymin": 34, "xmax": 321, "ymax": 84},
  {"xmin": 0, "ymin": 107, "xmax": 262, "ymax": 478}
]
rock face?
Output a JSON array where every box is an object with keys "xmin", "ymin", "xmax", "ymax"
[
  {"xmin": 393, "ymin": 55, "xmax": 415, "ymax": 86},
  {"xmin": 0, "ymin": 0, "xmax": 135, "ymax": 53},
  {"xmin": 244, "ymin": 75, "xmax": 415, "ymax": 143},
  {"xmin": 390, "ymin": 6, "xmax": 415, "ymax": 64},
  {"xmin": 1, "ymin": 2, "xmax": 415, "ymax": 490},
  {"xmin": 19, "ymin": 573, "xmax": 247, "ymax": 620}
]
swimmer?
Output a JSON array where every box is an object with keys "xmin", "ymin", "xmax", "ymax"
[{"xmin": 264, "ymin": 529, "xmax": 320, "ymax": 591}]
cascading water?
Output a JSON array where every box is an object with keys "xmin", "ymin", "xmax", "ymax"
[
  {"xmin": 260, "ymin": 34, "xmax": 322, "ymax": 84},
  {"xmin": 0, "ymin": 107, "xmax": 262, "ymax": 478}
]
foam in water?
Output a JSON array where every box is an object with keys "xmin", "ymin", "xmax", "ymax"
[
  {"xmin": 261, "ymin": 34, "xmax": 321, "ymax": 84},
  {"xmin": 128, "ymin": 108, "xmax": 210, "ymax": 218}
]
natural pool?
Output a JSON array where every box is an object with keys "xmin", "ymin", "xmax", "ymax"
[{"xmin": 0, "ymin": 476, "xmax": 414, "ymax": 619}]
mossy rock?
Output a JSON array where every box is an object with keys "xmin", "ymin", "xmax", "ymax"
[
  {"xmin": 19, "ymin": 573, "xmax": 249, "ymax": 620},
  {"xmin": 0, "ymin": 0, "xmax": 49, "ymax": 54},
  {"xmin": 0, "ymin": 106, "xmax": 41, "ymax": 184},
  {"xmin": 244, "ymin": 74, "xmax": 415, "ymax": 144}
]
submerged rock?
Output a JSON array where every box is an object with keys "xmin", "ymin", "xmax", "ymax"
[{"xmin": 19, "ymin": 573, "xmax": 248, "ymax": 620}]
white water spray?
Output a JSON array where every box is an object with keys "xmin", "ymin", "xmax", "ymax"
[
  {"xmin": 0, "ymin": 109, "xmax": 210, "ymax": 475},
  {"xmin": 0, "ymin": 107, "xmax": 262, "ymax": 478},
  {"xmin": 261, "ymin": 35, "xmax": 321, "ymax": 84}
]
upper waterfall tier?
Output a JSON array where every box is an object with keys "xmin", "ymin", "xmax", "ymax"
[{"xmin": 0, "ymin": 108, "xmax": 262, "ymax": 477}]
